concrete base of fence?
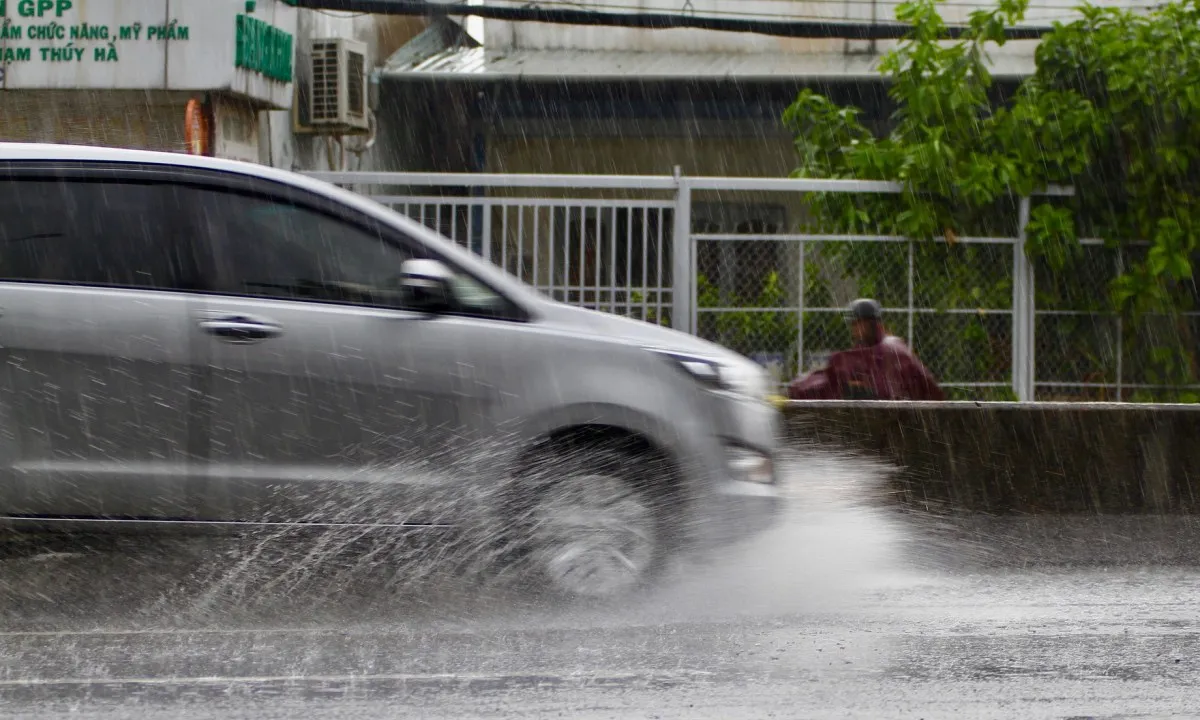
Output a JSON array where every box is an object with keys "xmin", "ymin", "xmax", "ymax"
[{"xmin": 782, "ymin": 401, "xmax": 1200, "ymax": 514}]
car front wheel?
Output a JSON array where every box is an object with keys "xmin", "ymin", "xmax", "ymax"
[{"xmin": 511, "ymin": 439, "xmax": 675, "ymax": 600}]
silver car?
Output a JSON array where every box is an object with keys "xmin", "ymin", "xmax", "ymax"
[{"xmin": 0, "ymin": 143, "xmax": 781, "ymax": 599}]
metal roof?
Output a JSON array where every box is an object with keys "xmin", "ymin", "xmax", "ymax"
[{"xmin": 381, "ymin": 46, "xmax": 1037, "ymax": 82}]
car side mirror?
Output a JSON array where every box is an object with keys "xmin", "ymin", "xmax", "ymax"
[{"xmin": 399, "ymin": 259, "xmax": 455, "ymax": 314}]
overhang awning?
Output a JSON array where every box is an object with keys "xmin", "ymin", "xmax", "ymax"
[{"xmin": 381, "ymin": 46, "xmax": 1038, "ymax": 82}]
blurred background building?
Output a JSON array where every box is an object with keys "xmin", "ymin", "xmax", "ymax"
[
  {"xmin": 0, "ymin": 0, "xmax": 1157, "ymax": 176},
  {"xmin": 0, "ymin": 0, "xmax": 424, "ymax": 171}
]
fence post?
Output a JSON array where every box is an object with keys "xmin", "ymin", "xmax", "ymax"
[
  {"xmin": 1115, "ymin": 250, "xmax": 1124, "ymax": 401},
  {"xmin": 1012, "ymin": 197, "xmax": 1036, "ymax": 401},
  {"xmin": 480, "ymin": 203, "xmax": 493, "ymax": 263},
  {"xmin": 671, "ymin": 167, "xmax": 694, "ymax": 334},
  {"xmin": 797, "ymin": 241, "xmax": 805, "ymax": 377}
]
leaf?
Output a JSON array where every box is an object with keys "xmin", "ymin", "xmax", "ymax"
[
  {"xmin": 1147, "ymin": 247, "xmax": 1169, "ymax": 276},
  {"xmin": 1168, "ymin": 253, "xmax": 1192, "ymax": 280}
]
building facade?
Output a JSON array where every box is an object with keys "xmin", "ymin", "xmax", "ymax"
[{"xmin": 0, "ymin": 0, "xmax": 424, "ymax": 171}]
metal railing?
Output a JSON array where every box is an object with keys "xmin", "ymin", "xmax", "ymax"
[
  {"xmin": 307, "ymin": 170, "xmax": 1200, "ymax": 402},
  {"xmin": 312, "ymin": 172, "xmax": 677, "ymax": 326}
]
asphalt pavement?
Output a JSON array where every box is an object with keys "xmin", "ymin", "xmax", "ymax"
[{"xmin": 3, "ymin": 450, "xmax": 1200, "ymax": 719}]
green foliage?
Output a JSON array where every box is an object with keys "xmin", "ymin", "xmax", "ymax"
[
  {"xmin": 1035, "ymin": 0, "xmax": 1200, "ymax": 315},
  {"xmin": 697, "ymin": 272, "xmax": 798, "ymax": 374},
  {"xmin": 629, "ymin": 290, "xmax": 671, "ymax": 327},
  {"xmin": 782, "ymin": 0, "xmax": 1200, "ymax": 397},
  {"xmin": 1025, "ymin": 203, "xmax": 1080, "ymax": 271}
]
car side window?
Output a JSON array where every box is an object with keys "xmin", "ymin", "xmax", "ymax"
[
  {"xmin": 192, "ymin": 188, "xmax": 421, "ymax": 308},
  {"xmin": 0, "ymin": 179, "xmax": 195, "ymax": 290}
]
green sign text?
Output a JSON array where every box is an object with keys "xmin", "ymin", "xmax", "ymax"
[{"xmin": 235, "ymin": 14, "xmax": 292, "ymax": 83}]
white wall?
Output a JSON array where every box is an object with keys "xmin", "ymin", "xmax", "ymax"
[{"xmin": 485, "ymin": 0, "xmax": 1156, "ymax": 55}]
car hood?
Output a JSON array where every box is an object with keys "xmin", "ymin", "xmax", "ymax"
[{"xmin": 533, "ymin": 300, "xmax": 755, "ymax": 368}]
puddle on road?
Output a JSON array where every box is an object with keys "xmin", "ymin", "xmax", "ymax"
[
  {"xmin": 7, "ymin": 447, "xmax": 1192, "ymax": 633},
  {"xmin": 0, "ymin": 449, "xmax": 935, "ymax": 632}
]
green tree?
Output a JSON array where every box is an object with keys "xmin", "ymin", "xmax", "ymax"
[{"xmin": 782, "ymin": 0, "xmax": 1200, "ymax": 400}]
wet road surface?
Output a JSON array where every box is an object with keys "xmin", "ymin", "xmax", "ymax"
[{"xmin": 3, "ymin": 451, "xmax": 1200, "ymax": 719}]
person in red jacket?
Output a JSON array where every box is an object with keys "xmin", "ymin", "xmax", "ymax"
[{"xmin": 788, "ymin": 298, "xmax": 945, "ymax": 401}]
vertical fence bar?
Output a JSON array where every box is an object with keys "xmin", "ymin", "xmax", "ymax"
[
  {"xmin": 671, "ymin": 170, "xmax": 693, "ymax": 333},
  {"xmin": 625, "ymin": 206, "xmax": 634, "ymax": 317},
  {"xmin": 524, "ymin": 207, "xmax": 533, "ymax": 285},
  {"xmin": 1013, "ymin": 197, "xmax": 1035, "ymax": 401},
  {"xmin": 1116, "ymin": 249, "xmax": 1125, "ymax": 402},
  {"xmin": 656, "ymin": 208, "xmax": 665, "ymax": 324},
  {"xmin": 594, "ymin": 207, "xmax": 603, "ymax": 310},
  {"xmin": 907, "ymin": 240, "xmax": 915, "ymax": 345},
  {"xmin": 797, "ymin": 240, "xmax": 806, "ymax": 380},
  {"xmin": 499, "ymin": 205, "xmax": 508, "ymax": 273},
  {"xmin": 511, "ymin": 206, "xmax": 520, "ymax": 279},
  {"xmin": 640, "ymin": 208, "xmax": 649, "ymax": 320},
  {"xmin": 1116, "ymin": 316, "xmax": 1124, "ymax": 402},
  {"xmin": 516, "ymin": 207, "xmax": 525, "ymax": 280},
  {"xmin": 564, "ymin": 206, "xmax": 574, "ymax": 304},
  {"xmin": 534, "ymin": 208, "xmax": 543, "ymax": 288},
  {"xmin": 609, "ymin": 207, "xmax": 619, "ymax": 314},
  {"xmin": 576, "ymin": 205, "xmax": 585, "ymax": 305},
  {"xmin": 481, "ymin": 201, "xmax": 493, "ymax": 263},
  {"xmin": 547, "ymin": 208, "xmax": 556, "ymax": 298}
]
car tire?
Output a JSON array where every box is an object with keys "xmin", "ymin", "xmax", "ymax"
[{"xmin": 504, "ymin": 437, "xmax": 677, "ymax": 602}]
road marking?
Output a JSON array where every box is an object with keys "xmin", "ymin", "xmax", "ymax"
[
  {"xmin": 0, "ymin": 627, "xmax": 395, "ymax": 638},
  {"xmin": 0, "ymin": 670, "xmax": 715, "ymax": 688}
]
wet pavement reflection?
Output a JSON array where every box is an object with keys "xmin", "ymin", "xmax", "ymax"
[{"xmin": 3, "ymin": 449, "xmax": 1199, "ymax": 719}]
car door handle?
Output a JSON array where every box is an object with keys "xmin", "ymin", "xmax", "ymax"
[{"xmin": 198, "ymin": 316, "xmax": 283, "ymax": 343}]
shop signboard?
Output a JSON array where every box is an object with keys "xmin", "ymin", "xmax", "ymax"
[{"xmin": 0, "ymin": 0, "xmax": 297, "ymax": 108}]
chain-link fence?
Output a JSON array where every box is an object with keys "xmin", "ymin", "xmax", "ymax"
[
  {"xmin": 1034, "ymin": 241, "xmax": 1200, "ymax": 401},
  {"xmin": 695, "ymin": 231, "xmax": 1200, "ymax": 400},
  {"xmin": 694, "ymin": 234, "xmax": 1017, "ymax": 399},
  {"xmin": 683, "ymin": 180, "xmax": 1199, "ymax": 401}
]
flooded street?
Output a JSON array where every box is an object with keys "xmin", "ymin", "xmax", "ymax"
[
  {"xmin": 3, "ymin": 0, "xmax": 1198, "ymax": 714},
  {"xmin": 3, "ymin": 452, "xmax": 1200, "ymax": 719}
]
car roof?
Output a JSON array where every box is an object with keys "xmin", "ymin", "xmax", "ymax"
[
  {"xmin": 0, "ymin": 142, "xmax": 546, "ymax": 312},
  {"xmin": 0, "ymin": 141, "xmax": 324, "ymax": 187}
]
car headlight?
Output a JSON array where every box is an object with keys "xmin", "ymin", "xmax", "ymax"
[
  {"xmin": 652, "ymin": 350, "xmax": 769, "ymax": 401},
  {"xmin": 716, "ymin": 357, "xmax": 771, "ymax": 400}
]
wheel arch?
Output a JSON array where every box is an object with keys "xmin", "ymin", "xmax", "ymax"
[
  {"xmin": 515, "ymin": 422, "xmax": 689, "ymax": 509},
  {"xmin": 527, "ymin": 420, "xmax": 679, "ymax": 478}
]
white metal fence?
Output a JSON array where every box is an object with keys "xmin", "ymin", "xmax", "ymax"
[
  {"xmin": 308, "ymin": 171, "xmax": 1200, "ymax": 402},
  {"xmin": 314, "ymin": 172, "xmax": 678, "ymax": 326}
]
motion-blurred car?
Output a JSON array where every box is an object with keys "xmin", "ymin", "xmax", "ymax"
[{"xmin": 0, "ymin": 143, "xmax": 781, "ymax": 599}]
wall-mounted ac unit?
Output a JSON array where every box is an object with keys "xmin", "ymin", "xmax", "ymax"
[{"xmin": 293, "ymin": 38, "xmax": 369, "ymax": 135}]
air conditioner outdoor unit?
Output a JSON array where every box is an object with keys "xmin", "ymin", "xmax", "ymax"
[{"xmin": 298, "ymin": 37, "xmax": 369, "ymax": 134}]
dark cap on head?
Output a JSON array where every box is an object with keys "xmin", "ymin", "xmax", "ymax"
[{"xmin": 848, "ymin": 298, "xmax": 882, "ymax": 321}]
